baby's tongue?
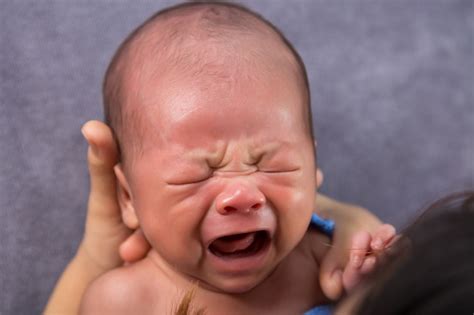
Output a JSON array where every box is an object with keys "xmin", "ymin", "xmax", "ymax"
[{"xmin": 211, "ymin": 232, "xmax": 256, "ymax": 254}]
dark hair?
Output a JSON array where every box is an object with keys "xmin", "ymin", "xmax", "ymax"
[
  {"xmin": 103, "ymin": 1, "xmax": 314, "ymax": 165},
  {"xmin": 349, "ymin": 191, "xmax": 474, "ymax": 314}
]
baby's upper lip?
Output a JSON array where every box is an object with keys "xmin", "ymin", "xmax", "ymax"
[{"xmin": 201, "ymin": 209, "xmax": 276, "ymax": 248}]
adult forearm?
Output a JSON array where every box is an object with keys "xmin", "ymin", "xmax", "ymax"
[{"xmin": 44, "ymin": 244, "xmax": 106, "ymax": 315}]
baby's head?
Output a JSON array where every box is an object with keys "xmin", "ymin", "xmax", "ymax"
[{"xmin": 104, "ymin": 2, "xmax": 318, "ymax": 293}]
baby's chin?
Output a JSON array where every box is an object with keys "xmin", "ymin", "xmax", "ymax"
[
  {"xmin": 190, "ymin": 249, "xmax": 286, "ymax": 294},
  {"xmin": 196, "ymin": 266, "xmax": 277, "ymax": 294}
]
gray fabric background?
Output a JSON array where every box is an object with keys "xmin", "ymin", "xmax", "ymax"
[{"xmin": 1, "ymin": 0, "xmax": 472, "ymax": 314}]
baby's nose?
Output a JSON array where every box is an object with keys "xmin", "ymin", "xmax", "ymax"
[{"xmin": 215, "ymin": 183, "xmax": 266, "ymax": 215}]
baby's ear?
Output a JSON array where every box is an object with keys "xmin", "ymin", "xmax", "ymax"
[
  {"xmin": 316, "ymin": 168, "xmax": 324, "ymax": 190},
  {"xmin": 114, "ymin": 164, "xmax": 139, "ymax": 229},
  {"xmin": 314, "ymin": 141, "xmax": 324, "ymax": 190}
]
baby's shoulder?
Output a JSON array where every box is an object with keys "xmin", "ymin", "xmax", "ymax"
[
  {"xmin": 80, "ymin": 259, "xmax": 158, "ymax": 314},
  {"xmin": 277, "ymin": 229, "xmax": 332, "ymax": 283},
  {"xmin": 298, "ymin": 227, "xmax": 331, "ymax": 263}
]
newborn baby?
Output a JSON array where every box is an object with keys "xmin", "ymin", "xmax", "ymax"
[{"xmin": 80, "ymin": 3, "xmax": 392, "ymax": 314}]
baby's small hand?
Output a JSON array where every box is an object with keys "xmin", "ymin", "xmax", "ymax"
[{"xmin": 342, "ymin": 224, "xmax": 396, "ymax": 292}]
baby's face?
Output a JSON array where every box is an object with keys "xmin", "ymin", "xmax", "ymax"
[{"xmin": 122, "ymin": 66, "xmax": 316, "ymax": 293}]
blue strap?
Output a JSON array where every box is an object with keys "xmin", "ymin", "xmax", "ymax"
[
  {"xmin": 304, "ymin": 305, "xmax": 333, "ymax": 315},
  {"xmin": 310, "ymin": 213, "xmax": 335, "ymax": 237}
]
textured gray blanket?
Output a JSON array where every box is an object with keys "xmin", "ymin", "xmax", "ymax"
[{"xmin": 1, "ymin": 1, "xmax": 472, "ymax": 314}]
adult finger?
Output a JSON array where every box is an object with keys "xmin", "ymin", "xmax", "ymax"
[
  {"xmin": 81, "ymin": 120, "xmax": 120, "ymax": 220},
  {"xmin": 119, "ymin": 229, "xmax": 151, "ymax": 263}
]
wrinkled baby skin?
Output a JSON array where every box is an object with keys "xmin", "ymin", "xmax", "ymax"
[{"xmin": 114, "ymin": 48, "xmax": 318, "ymax": 294}]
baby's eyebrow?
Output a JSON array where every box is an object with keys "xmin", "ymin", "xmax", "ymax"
[
  {"xmin": 176, "ymin": 140, "xmax": 294, "ymax": 171},
  {"xmin": 202, "ymin": 143, "xmax": 228, "ymax": 168},
  {"xmin": 176, "ymin": 143, "xmax": 228, "ymax": 169}
]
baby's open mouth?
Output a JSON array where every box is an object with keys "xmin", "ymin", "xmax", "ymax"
[{"xmin": 209, "ymin": 230, "xmax": 270, "ymax": 258}]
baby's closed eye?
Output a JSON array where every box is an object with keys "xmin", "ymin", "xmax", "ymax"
[
  {"xmin": 165, "ymin": 168, "xmax": 213, "ymax": 186},
  {"xmin": 255, "ymin": 149, "xmax": 302, "ymax": 175},
  {"xmin": 258, "ymin": 167, "xmax": 301, "ymax": 173},
  {"xmin": 257, "ymin": 158, "xmax": 301, "ymax": 174},
  {"xmin": 166, "ymin": 168, "xmax": 299, "ymax": 186},
  {"xmin": 166, "ymin": 176, "xmax": 210, "ymax": 186},
  {"xmin": 165, "ymin": 158, "xmax": 301, "ymax": 186}
]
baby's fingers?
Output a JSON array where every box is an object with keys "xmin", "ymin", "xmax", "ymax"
[
  {"xmin": 342, "ymin": 231, "xmax": 371, "ymax": 292},
  {"xmin": 349, "ymin": 231, "xmax": 371, "ymax": 268},
  {"xmin": 370, "ymin": 224, "xmax": 396, "ymax": 252},
  {"xmin": 359, "ymin": 255, "xmax": 377, "ymax": 274}
]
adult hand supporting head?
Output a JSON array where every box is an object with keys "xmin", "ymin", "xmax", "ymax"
[
  {"xmin": 80, "ymin": 120, "xmax": 150, "ymax": 266},
  {"xmin": 44, "ymin": 120, "xmax": 150, "ymax": 314}
]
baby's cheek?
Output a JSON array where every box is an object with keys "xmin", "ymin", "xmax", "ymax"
[
  {"xmin": 257, "ymin": 173, "xmax": 315, "ymax": 246},
  {"xmin": 143, "ymin": 217, "xmax": 203, "ymax": 268},
  {"xmin": 134, "ymin": 187, "xmax": 212, "ymax": 262},
  {"xmin": 256, "ymin": 173, "xmax": 315, "ymax": 210}
]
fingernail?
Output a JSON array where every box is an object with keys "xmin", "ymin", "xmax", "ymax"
[{"xmin": 81, "ymin": 127, "xmax": 101, "ymax": 158}]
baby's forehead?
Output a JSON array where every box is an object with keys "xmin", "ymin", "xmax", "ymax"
[
  {"xmin": 119, "ymin": 5, "xmax": 302, "ymax": 90},
  {"xmin": 105, "ymin": 3, "xmax": 312, "ymax": 164},
  {"xmin": 127, "ymin": 75, "xmax": 300, "ymax": 155},
  {"xmin": 128, "ymin": 39, "xmax": 305, "ymax": 125}
]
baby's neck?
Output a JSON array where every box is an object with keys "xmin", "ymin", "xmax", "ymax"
[
  {"xmin": 142, "ymin": 236, "xmax": 327, "ymax": 315},
  {"xmin": 146, "ymin": 249, "xmax": 278, "ymax": 296}
]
